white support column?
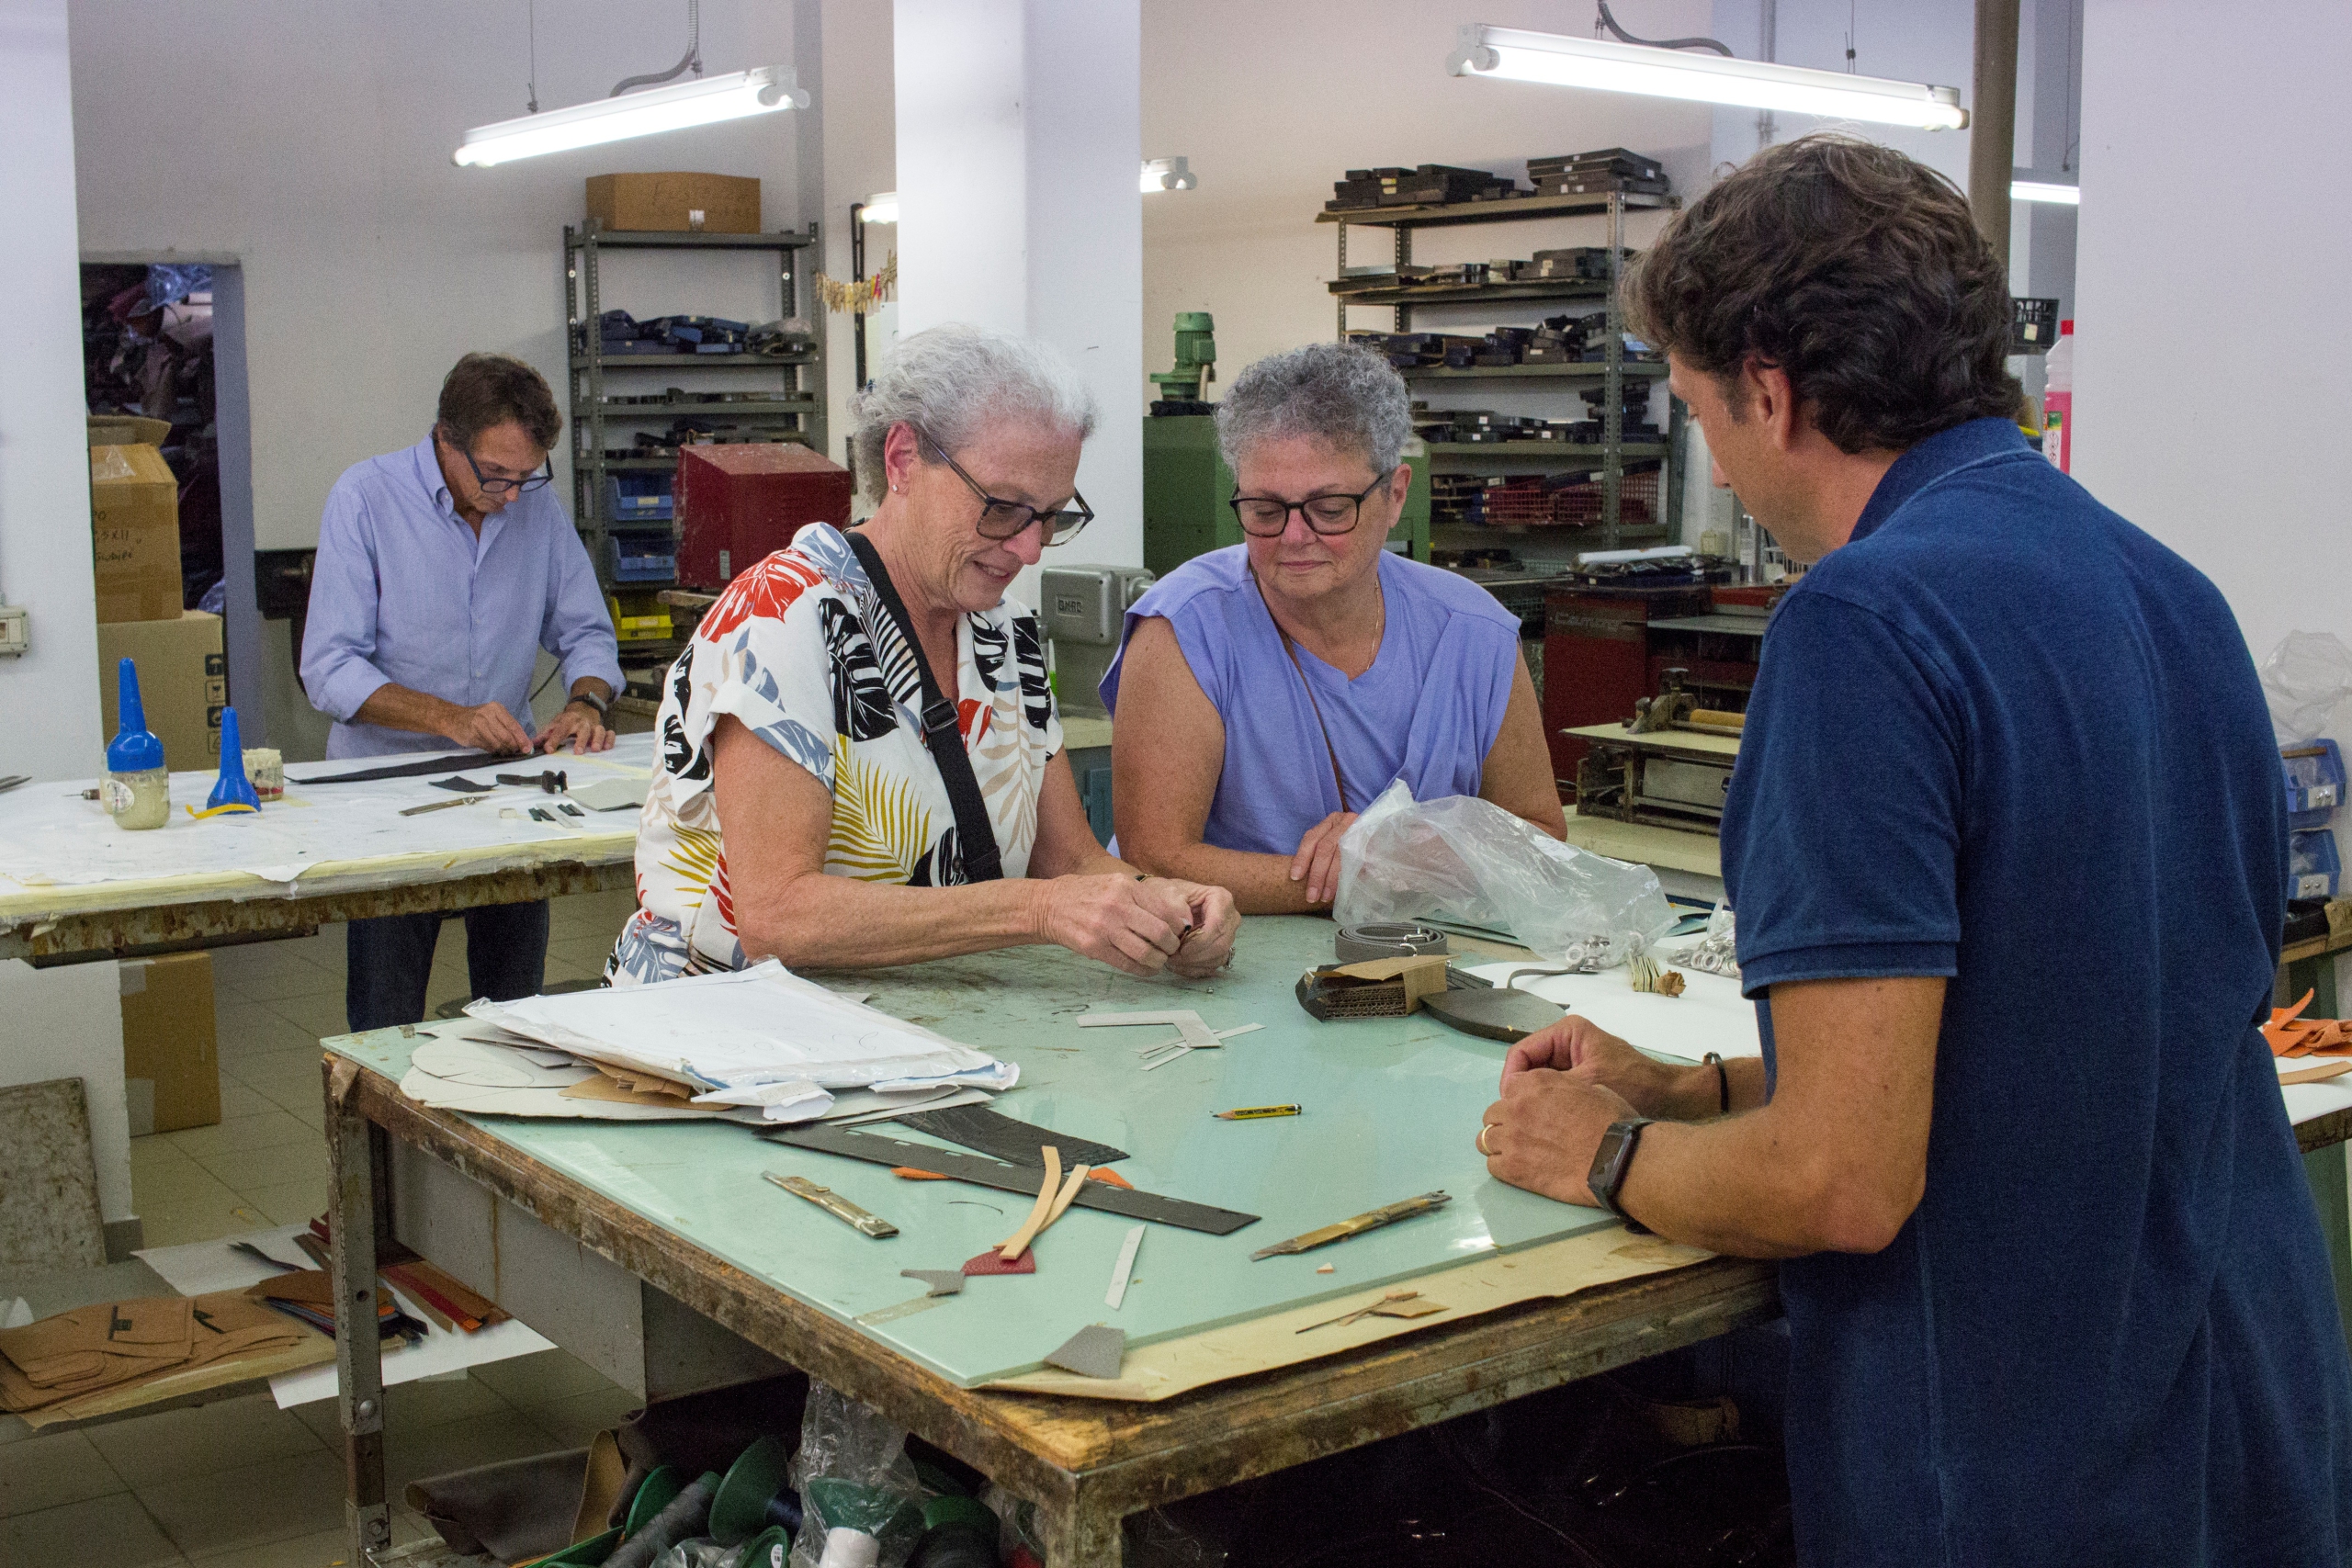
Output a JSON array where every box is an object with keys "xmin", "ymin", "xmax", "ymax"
[{"xmin": 894, "ymin": 0, "xmax": 1143, "ymax": 571}]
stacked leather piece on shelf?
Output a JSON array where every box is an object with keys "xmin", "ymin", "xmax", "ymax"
[{"xmin": 0, "ymin": 1292, "xmax": 316, "ymax": 1414}]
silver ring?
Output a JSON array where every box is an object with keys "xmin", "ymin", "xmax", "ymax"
[
  {"xmin": 1336, "ymin": 923, "xmax": 1450, "ymax": 963},
  {"xmin": 1476, "ymin": 1123, "xmax": 1497, "ymax": 1156}
]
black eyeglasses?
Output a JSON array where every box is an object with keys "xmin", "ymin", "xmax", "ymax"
[
  {"xmin": 1228, "ymin": 468, "xmax": 1397, "ymax": 536},
  {"xmin": 918, "ymin": 429, "xmax": 1092, "ymax": 546},
  {"xmin": 437, "ymin": 427, "xmax": 553, "ymax": 496}
]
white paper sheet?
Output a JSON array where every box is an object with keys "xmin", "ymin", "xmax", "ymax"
[
  {"xmin": 468, "ymin": 961, "xmax": 1018, "ymax": 1096},
  {"xmin": 0, "ymin": 734, "xmax": 653, "ymax": 890},
  {"xmin": 130, "ymin": 1224, "xmax": 555, "ymax": 1407},
  {"xmin": 400, "ymin": 1028, "xmax": 991, "ymax": 1124},
  {"xmin": 1461, "ymin": 959, "xmax": 1762, "ymax": 1062}
]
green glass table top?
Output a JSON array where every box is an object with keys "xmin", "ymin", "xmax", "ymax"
[{"xmin": 327, "ymin": 916, "xmax": 1626, "ymax": 1387}]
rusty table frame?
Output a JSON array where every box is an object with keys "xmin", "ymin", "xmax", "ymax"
[
  {"xmin": 0, "ymin": 858, "xmax": 632, "ymax": 964},
  {"xmin": 322, "ymin": 1055, "xmax": 1782, "ymax": 1567}
]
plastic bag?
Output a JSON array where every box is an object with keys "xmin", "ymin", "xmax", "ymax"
[
  {"xmin": 1673, "ymin": 904, "xmax": 1739, "ymax": 978},
  {"xmin": 787, "ymin": 1382, "xmax": 923, "ymax": 1568},
  {"xmin": 2262, "ymin": 631, "xmax": 2352, "ymax": 745},
  {"xmin": 1334, "ymin": 782, "xmax": 1677, "ymax": 970},
  {"xmin": 652, "ymin": 1541, "xmax": 740, "ymax": 1568}
]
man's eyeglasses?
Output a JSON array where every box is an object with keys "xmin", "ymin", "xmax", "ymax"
[
  {"xmin": 918, "ymin": 429, "xmax": 1092, "ymax": 546},
  {"xmin": 1228, "ymin": 468, "xmax": 1397, "ymax": 537},
  {"xmin": 437, "ymin": 427, "xmax": 553, "ymax": 496}
]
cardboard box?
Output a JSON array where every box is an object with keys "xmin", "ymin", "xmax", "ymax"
[
  {"xmin": 90, "ymin": 443, "xmax": 182, "ymax": 624},
  {"xmin": 98, "ymin": 611, "xmax": 224, "ymax": 768},
  {"xmin": 119, "ymin": 953, "xmax": 220, "ymax": 1135},
  {"xmin": 586, "ymin": 172, "xmax": 761, "ymax": 234}
]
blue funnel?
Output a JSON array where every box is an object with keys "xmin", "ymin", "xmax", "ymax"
[
  {"xmin": 207, "ymin": 707, "xmax": 260, "ymax": 810},
  {"xmin": 107, "ymin": 658, "xmax": 165, "ymax": 773}
]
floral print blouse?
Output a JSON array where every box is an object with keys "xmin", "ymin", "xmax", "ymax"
[{"xmin": 607, "ymin": 522, "xmax": 1063, "ymax": 985}]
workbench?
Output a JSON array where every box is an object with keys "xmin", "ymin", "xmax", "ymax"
[
  {"xmin": 319, "ymin": 917, "xmax": 1783, "ymax": 1566},
  {"xmin": 0, "ymin": 735, "xmax": 655, "ymax": 964}
]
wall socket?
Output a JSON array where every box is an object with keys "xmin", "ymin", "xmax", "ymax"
[{"xmin": 0, "ymin": 604, "xmax": 26, "ymax": 657}]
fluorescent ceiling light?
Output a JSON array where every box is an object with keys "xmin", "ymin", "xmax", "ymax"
[
  {"xmin": 1142, "ymin": 156, "xmax": 1197, "ymax": 193},
  {"xmin": 2010, "ymin": 180, "xmax": 2080, "ymax": 206},
  {"xmin": 1448, "ymin": 24, "xmax": 1968, "ymax": 130},
  {"xmin": 861, "ymin": 192, "xmax": 899, "ymax": 224},
  {"xmin": 453, "ymin": 66, "xmax": 808, "ymax": 168}
]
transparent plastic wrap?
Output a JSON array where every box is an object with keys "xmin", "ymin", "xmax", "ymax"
[
  {"xmin": 1673, "ymin": 904, "xmax": 1740, "ymax": 978},
  {"xmin": 788, "ymin": 1382, "xmax": 924, "ymax": 1568},
  {"xmin": 2262, "ymin": 631, "xmax": 2352, "ymax": 745},
  {"xmin": 652, "ymin": 1543, "xmax": 740, "ymax": 1568},
  {"xmin": 1333, "ymin": 782, "xmax": 1677, "ymax": 970}
]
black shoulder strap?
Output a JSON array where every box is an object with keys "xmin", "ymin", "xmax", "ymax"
[{"xmin": 843, "ymin": 530, "xmax": 1003, "ymax": 883}]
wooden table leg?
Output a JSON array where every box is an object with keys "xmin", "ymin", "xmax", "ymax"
[
  {"xmin": 328, "ymin": 1058, "xmax": 393, "ymax": 1565},
  {"xmin": 1040, "ymin": 1494, "xmax": 1127, "ymax": 1568}
]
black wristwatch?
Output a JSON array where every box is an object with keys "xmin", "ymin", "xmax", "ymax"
[
  {"xmin": 568, "ymin": 689, "xmax": 609, "ymax": 717},
  {"xmin": 1587, "ymin": 1117, "xmax": 1656, "ymax": 1235}
]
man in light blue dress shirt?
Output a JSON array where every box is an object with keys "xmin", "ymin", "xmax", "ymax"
[{"xmin": 301, "ymin": 353, "xmax": 624, "ymax": 1031}]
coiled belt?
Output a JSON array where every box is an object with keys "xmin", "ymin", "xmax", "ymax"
[{"xmin": 1333, "ymin": 923, "xmax": 1451, "ymax": 962}]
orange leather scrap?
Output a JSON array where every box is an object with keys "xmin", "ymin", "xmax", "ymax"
[
  {"xmin": 892, "ymin": 1167, "xmax": 950, "ymax": 1180},
  {"xmin": 1085, "ymin": 1168, "xmax": 1135, "ymax": 1190},
  {"xmin": 2266, "ymin": 991, "xmax": 2352, "ymax": 1056}
]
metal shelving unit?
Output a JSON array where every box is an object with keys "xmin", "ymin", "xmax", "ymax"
[
  {"xmin": 1323, "ymin": 188, "xmax": 1680, "ymax": 549},
  {"xmin": 561, "ymin": 222, "xmax": 825, "ymax": 591}
]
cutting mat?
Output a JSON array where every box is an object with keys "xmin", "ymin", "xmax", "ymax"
[{"xmin": 326, "ymin": 918, "xmax": 1738, "ymax": 1386}]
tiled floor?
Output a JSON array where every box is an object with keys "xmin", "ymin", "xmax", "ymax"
[{"xmin": 0, "ymin": 888, "xmax": 645, "ymax": 1566}]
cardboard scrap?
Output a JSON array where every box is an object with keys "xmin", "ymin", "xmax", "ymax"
[{"xmin": 1044, "ymin": 1325, "xmax": 1125, "ymax": 1381}]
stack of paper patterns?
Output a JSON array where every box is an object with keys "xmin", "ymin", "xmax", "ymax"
[{"xmin": 401, "ymin": 961, "xmax": 1016, "ymax": 1126}]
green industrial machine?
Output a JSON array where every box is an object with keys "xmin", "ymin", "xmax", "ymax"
[
  {"xmin": 1149, "ymin": 310, "xmax": 1218, "ymax": 407},
  {"xmin": 1142, "ymin": 314, "xmax": 1430, "ymax": 578}
]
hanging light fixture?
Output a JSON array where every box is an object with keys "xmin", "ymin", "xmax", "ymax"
[
  {"xmin": 1141, "ymin": 157, "xmax": 1197, "ymax": 193},
  {"xmin": 453, "ymin": 66, "xmax": 806, "ymax": 166},
  {"xmin": 2010, "ymin": 180, "xmax": 2080, "ymax": 206},
  {"xmin": 1447, "ymin": 23, "xmax": 1968, "ymax": 130},
  {"xmin": 860, "ymin": 192, "xmax": 900, "ymax": 224}
]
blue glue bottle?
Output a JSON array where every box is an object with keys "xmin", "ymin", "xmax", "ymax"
[
  {"xmin": 206, "ymin": 707, "xmax": 261, "ymax": 812},
  {"xmin": 104, "ymin": 658, "xmax": 170, "ymax": 830}
]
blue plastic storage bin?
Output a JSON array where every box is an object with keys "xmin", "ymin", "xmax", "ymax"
[
  {"xmin": 606, "ymin": 473, "xmax": 673, "ymax": 522},
  {"xmin": 605, "ymin": 532, "xmax": 674, "ymax": 584},
  {"xmin": 2283, "ymin": 740, "xmax": 2345, "ymax": 830},
  {"xmin": 2291, "ymin": 828, "xmax": 2342, "ymax": 901}
]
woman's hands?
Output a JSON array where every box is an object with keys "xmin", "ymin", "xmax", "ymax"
[
  {"xmin": 1036, "ymin": 874, "xmax": 1239, "ymax": 977},
  {"xmin": 1288, "ymin": 812, "xmax": 1359, "ymax": 907}
]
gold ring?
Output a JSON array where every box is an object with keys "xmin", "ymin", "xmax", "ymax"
[{"xmin": 1476, "ymin": 1123, "xmax": 1497, "ymax": 1156}]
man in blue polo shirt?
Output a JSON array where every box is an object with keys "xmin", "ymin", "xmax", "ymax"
[{"xmin": 1476, "ymin": 135, "xmax": 2352, "ymax": 1562}]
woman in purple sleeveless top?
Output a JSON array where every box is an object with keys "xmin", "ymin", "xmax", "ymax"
[{"xmin": 1102, "ymin": 341, "xmax": 1565, "ymax": 911}]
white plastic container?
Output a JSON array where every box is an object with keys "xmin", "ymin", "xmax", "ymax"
[{"xmin": 2041, "ymin": 320, "xmax": 2074, "ymax": 472}]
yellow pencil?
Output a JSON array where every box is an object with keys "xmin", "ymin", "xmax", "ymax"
[{"xmin": 1214, "ymin": 1103, "xmax": 1302, "ymax": 1121}]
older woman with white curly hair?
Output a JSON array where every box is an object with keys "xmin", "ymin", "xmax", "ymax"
[
  {"xmin": 1103, "ymin": 340, "xmax": 1565, "ymax": 911},
  {"xmin": 608, "ymin": 323, "xmax": 1239, "ymax": 983}
]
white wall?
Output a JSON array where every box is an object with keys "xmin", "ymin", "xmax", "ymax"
[
  {"xmin": 67, "ymin": 0, "xmax": 810, "ymax": 553},
  {"xmin": 0, "ymin": 0, "xmax": 130, "ymax": 1230},
  {"xmin": 812, "ymin": 0, "xmax": 897, "ymax": 473},
  {"xmin": 896, "ymin": 0, "xmax": 1145, "ymax": 573},
  {"xmin": 2071, "ymin": 0, "xmax": 2351, "ymax": 660}
]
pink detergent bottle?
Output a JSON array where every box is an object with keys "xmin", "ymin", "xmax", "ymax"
[{"xmin": 2041, "ymin": 320, "xmax": 2074, "ymax": 472}]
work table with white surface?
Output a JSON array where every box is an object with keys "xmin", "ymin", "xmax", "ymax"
[{"xmin": 0, "ymin": 733, "xmax": 655, "ymax": 963}]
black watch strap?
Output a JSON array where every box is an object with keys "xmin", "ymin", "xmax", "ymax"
[
  {"xmin": 1587, "ymin": 1117, "xmax": 1656, "ymax": 1235},
  {"xmin": 569, "ymin": 689, "xmax": 609, "ymax": 716}
]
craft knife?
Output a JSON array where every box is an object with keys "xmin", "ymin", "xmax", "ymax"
[
  {"xmin": 765, "ymin": 1171, "xmax": 899, "ymax": 1238},
  {"xmin": 1250, "ymin": 1191, "xmax": 1452, "ymax": 1260},
  {"xmin": 399, "ymin": 794, "xmax": 490, "ymax": 817}
]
